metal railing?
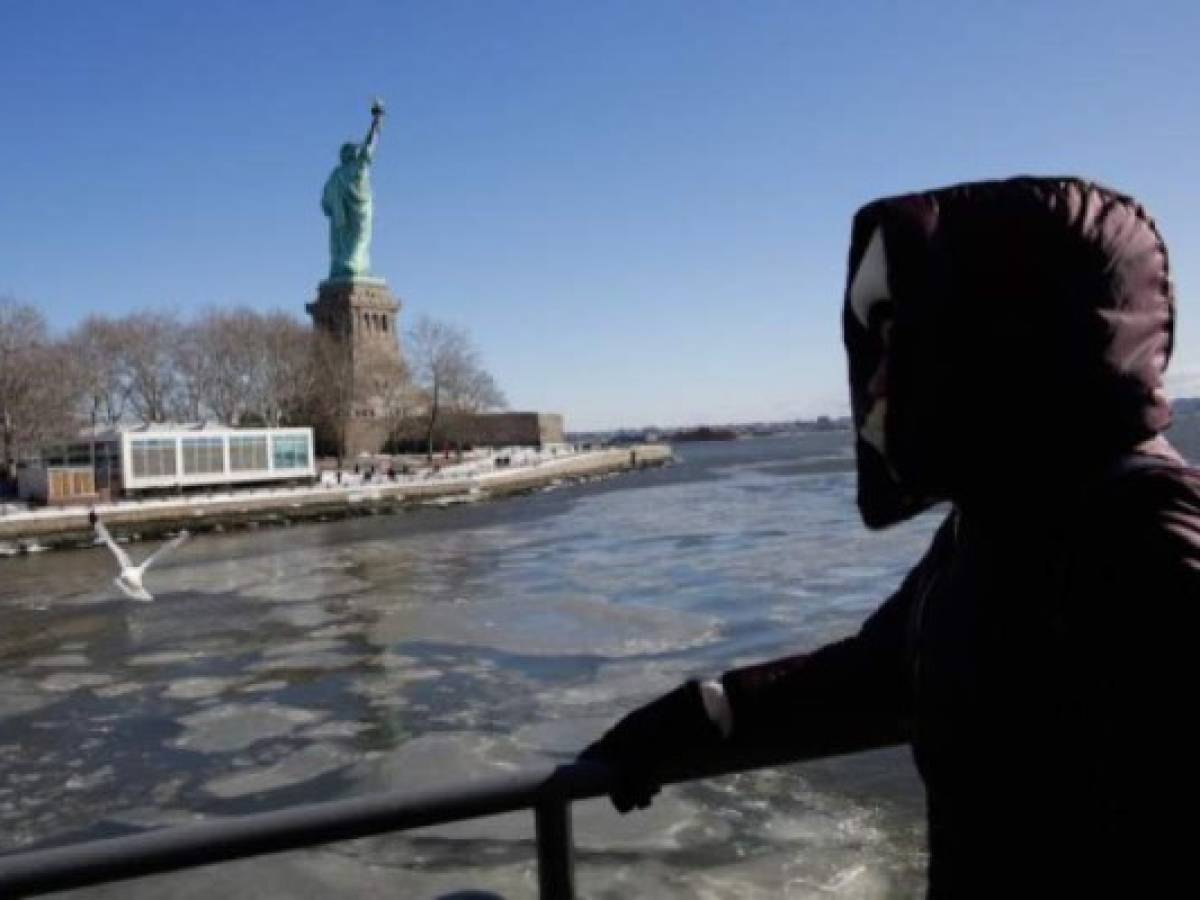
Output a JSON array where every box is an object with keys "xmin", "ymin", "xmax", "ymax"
[{"xmin": 0, "ymin": 746, "xmax": 808, "ymax": 899}]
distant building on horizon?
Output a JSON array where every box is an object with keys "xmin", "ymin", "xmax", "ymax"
[{"xmin": 385, "ymin": 412, "xmax": 565, "ymax": 454}]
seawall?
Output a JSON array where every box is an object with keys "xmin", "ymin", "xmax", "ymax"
[{"xmin": 0, "ymin": 445, "xmax": 672, "ymax": 553}]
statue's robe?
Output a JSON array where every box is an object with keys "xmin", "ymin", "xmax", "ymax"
[{"xmin": 321, "ymin": 144, "xmax": 375, "ymax": 280}]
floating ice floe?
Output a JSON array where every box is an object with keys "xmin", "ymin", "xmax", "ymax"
[
  {"xmin": 104, "ymin": 807, "xmax": 207, "ymax": 830},
  {"xmin": 171, "ymin": 702, "xmax": 325, "ymax": 753},
  {"xmin": 128, "ymin": 650, "xmax": 210, "ymax": 667},
  {"xmin": 262, "ymin": 639, "xmax": 348, "ymax": 657},
  {"xmin": 93, "ymin": 682, "xmax": 143, "ymax": 698},
  {"xmin": 301, "ymin": 720, "xmax": 374, "ymax": 740},
  {"xmin": 308, "ymin": 623, "xmax": 361, "ymax": 639},
  {"xmin": 0, "ymin": 676, "xmax": 58, "ymax": 721},
  {"xmin": 203, "ymin": 743, "xmax": 352, "ymax": 799},
  {"xmin": 251, "ymin": 649, "xmax": 365, "ymax": 673},
  {"xmin": 26, "ymin": 654, "xmax": 91, "ymax": 668},
  {"xmin": 237, "ymin": 680, "xmax": 289, "ymax": 694},
  {"xmin": 366, "ymin": 595, "xmax": 718, "ymax": 658},
  {"xmin": 249, "ymin": 573, "xmax": 371, "ymax": 603},
  {"xmin": 64, "ymin": 765, "xmax": 114, "ymax": 792},
  {"xmin": 163, "ymin": 677, "xmax": 240, "ymax": 701},
  {"xmin": 39, "ymin": 672, "xmax": 114, "ymax": 692},
  {"xmin": 535, "ymin": 658, "xmax": 697, "ymax": 714},
  {"xmin": 267, "ymin": 603, "xmax": 341, "ymax": 630}
]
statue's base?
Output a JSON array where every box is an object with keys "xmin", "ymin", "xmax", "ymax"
[
  {"xmin": 319, "ymin": 275, "xmax": 388, "ymax": 289},
  {"xmin": 306, "ymin": 277, "xmax": 406, "ymax": 458},
  {"xmin": 307, "ymin": 278, "xmax": 399, "ymax": 331}
]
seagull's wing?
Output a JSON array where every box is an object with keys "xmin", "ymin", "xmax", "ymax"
[
  {"xmin": 95, "ymin": 520, "xmax": 133, "ymax": 570},
  {"xmin": 141, "ymin": 530, "xmax": 189, "ymax": 571}
]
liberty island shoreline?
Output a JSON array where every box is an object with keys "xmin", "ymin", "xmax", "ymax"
[{"xmin": 0, "ymin": 445, "xmax": 671, "ymax": 553}]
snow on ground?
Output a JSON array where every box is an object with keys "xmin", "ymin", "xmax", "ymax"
[{"xmin": 0, "ymin": 445, "xmax": 609, "ymax": 526}]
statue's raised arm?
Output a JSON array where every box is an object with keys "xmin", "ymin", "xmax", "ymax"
[
  {"xmin": 321, "ymin": 99, "xmax": 386, "ymax": 281},
  {"xmin": 362, "ymin": 98, "xmax": 384, "ymax": 162}
]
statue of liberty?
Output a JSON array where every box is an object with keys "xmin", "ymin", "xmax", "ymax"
[{"xmin": 322, "ymin": 100, "xmax": 384, "ymax": 281}]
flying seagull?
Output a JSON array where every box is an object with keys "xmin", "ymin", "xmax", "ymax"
[{"xmin": 95, "ymin": 519, "xmax": 189, "ymax": 602}]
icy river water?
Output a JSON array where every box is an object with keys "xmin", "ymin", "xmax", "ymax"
[{"xmin": 4, "ymin": 423, "xmax": 1199, "ymax": 898}]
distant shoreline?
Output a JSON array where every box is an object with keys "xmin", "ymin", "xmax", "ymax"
[
  {"xmin": 671, "ymin": 426, "xmax": 739, "ymax": 442},
  {"xmin": 0, "ymin": 445, "xmax": 672, "ymax": 554}
]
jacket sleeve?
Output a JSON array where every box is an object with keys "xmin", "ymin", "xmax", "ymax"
[{"xmin": 719, "ymin": 515, "xmax": 955, "ymax": 761}]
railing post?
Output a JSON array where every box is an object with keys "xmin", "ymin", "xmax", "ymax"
[{"xmin": 534, "ymin": 800, "xmax": 575, "ymax": 900}]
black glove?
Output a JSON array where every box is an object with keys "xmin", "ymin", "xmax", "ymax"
[{"xmin": 578, "ymin": 680, "xmax": 724, "ymax": 813}]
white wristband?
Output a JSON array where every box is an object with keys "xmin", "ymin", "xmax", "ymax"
[{"xmin": 699, "ymin": 679, "xmax": 733, "ymax": 738}]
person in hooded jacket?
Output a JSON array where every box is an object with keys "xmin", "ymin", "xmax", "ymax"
[{"xmin": 580, "ymin": 176, "xmax": 1200, "ymax": 897}]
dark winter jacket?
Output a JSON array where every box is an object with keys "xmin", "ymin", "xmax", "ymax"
[{"xmin": 722, "ymin": 178, "xmax": 1200, "ymax": 896}]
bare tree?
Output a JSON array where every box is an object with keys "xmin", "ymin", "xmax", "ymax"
[
  {"xmin": 0, "ymin": 299, "xmax": 49, "ymax": 472},
  {"xmin": 257, "ymin": 313, "xmax": 322, "ymax": 427},
  {"xmin": 68, "ymin": 316, "xmax": 132, "ymax": 428},
  {"xmin": 307, "ymin": 330, "xmax": 357, "ymax": 459},
  {"xmin": 360, "ymin": 353, "xmax": 419, "ymax": 451},
  {"xmin": 180, "ymin": 309, "xmax": 267, "ymax": 425},
  {"xmin": 34, "ymin": 341, "xmax": 86, "ymax": 444},
  {"xmin": 407, "ymin": 315, "xmax": 507, "ymax": 458},
  {"xmin": 0, "ymin": 299, "xmax": 82, "ymax": 473},
  {"xmin": 171, "ymin": 321, "xmax": 209, "ymax": 423},
  {"xmin": 458, "ymin": 368, "xmax": 507, "ymax": 414},
  {"xmin": 118, "ymin": 312, "xmax": 180, "ymax": 423},
  {"xmin": 6, "ymin": 299, "xmax": 443, "ymax": 473}
]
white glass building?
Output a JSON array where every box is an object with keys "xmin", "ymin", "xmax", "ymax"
[
  {"xmin": 18, "ymin": 424, "xmax": 316, "ymax": 503},
  {"xmin": 120, "ymin": 425, "xmax": 315, "ymax": 492}
]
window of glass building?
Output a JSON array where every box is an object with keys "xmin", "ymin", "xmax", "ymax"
[
  {"xmin": 272, "ymin": 434, "xmax": 310, "ymax": 470},
  {"xmin": 229, "ymin": 435, "xmax": 269, "ymax": 472},
  {"xmin": 65, "ymin": 443, "xmax": 95, "ymax": 466},
  {"xmin": 129, "ymin": 439, "xmax": 177, "ymax": 478},
  {"xmin": 182, "ymin": 436, "xmax": 225, "ymax": 475}
]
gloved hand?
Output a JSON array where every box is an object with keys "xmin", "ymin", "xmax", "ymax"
[{"xmin": 578, "ymin": 680, "xmax": 724, "ymax": 813}]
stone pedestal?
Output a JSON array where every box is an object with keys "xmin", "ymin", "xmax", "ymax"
[{"xmin": 306, "ymin": 278, "xmax": 407, "ymax": 457}]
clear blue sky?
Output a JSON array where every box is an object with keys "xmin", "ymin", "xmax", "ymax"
[{"xmin": 3, "ymin": 0, "xmax": 1199, "ymax": 430}]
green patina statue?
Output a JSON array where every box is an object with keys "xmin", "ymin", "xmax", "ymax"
[{"xmin": 322, "ymin": 100, "xmax": 385, "ymax": 281}]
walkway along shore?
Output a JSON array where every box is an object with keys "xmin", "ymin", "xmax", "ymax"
[{"xmin": 0, "ymin": 444, "xmax": 672, "ymax": 553}]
